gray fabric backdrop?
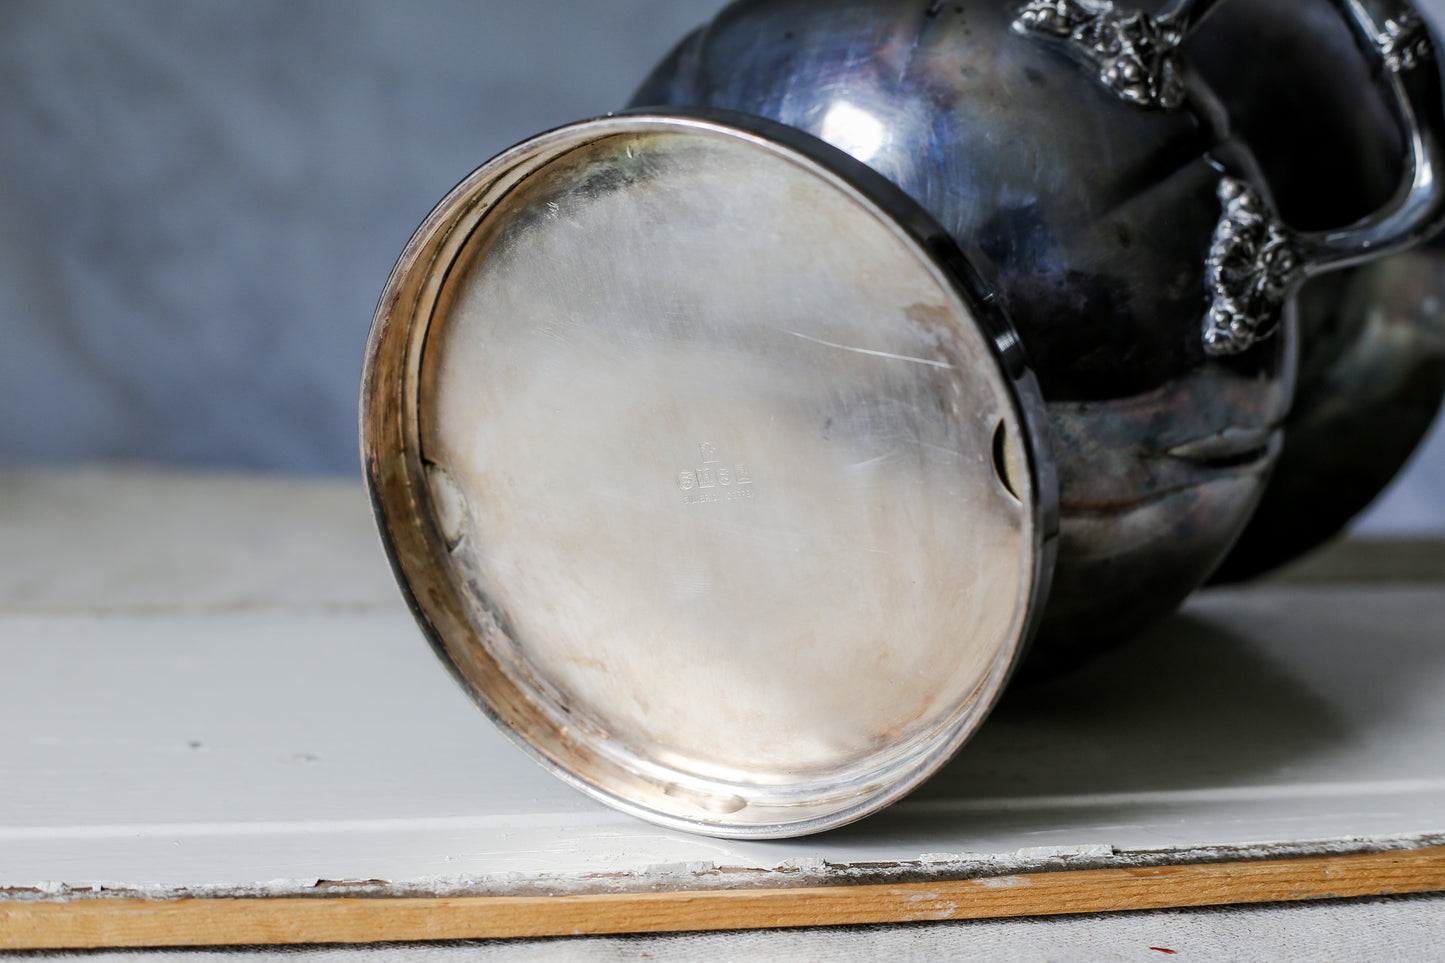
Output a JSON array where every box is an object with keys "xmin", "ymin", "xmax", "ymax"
[{"xmin": 2, "ymin": 0, "xmax": 1443, "ymax": 532}]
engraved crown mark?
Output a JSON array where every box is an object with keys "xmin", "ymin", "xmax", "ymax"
[{"xmin": 1014, "ymin": 0, "xmax": 1185, "ymax": 109}]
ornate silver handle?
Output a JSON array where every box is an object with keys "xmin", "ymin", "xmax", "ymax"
[
  {"xmin": 1289, "ymin": 0, "xmax": 1445, "ymax": 272},
  {"xmin": 1199, "ymin": 0, "xmax": 1445, "ymax": 353},
  {"xmin": 1016, "ymin": 0, "xmax": 1445, "ymax": 354}
]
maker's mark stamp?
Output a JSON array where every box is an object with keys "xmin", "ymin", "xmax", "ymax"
[{"xmin": 676, "ymin": 442, "xmax": 754, "ymax": 505}]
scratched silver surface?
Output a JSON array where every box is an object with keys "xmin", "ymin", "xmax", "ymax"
[{"xmin": 365, "ymin": 115, "xmax": 1049, "ymax": 837}]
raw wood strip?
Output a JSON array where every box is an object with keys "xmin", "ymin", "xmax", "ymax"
[{"xmin": 3, "ymin": 846, "xmax": 1443, "ymax": 949}]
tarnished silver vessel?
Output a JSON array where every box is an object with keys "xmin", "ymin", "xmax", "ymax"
[
  {"xmin": 363, "ymin": 0, "xmax": 1445, "ymax": 836},
  {"xmin": 633, "ymin": 0, "xmax": 1445, "ymax": 671}
]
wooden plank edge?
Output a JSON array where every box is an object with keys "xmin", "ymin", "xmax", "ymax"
[{"xmin": 3, "ymin": 846, "xmax": 1443, "ymax": 950}]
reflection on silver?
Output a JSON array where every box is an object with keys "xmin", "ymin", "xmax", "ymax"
[
  {"xmin": 818, "ymin": 102, "xmax": 889, "ymax": 164},
  {"xmin": 1204, "ymin": 178, "xmax": 1303, "ymax": 357},
  {"xmin": 1378, "ymin": 10, "xmax": 1432, "ymax": 73},
  {"xmin": 1013, "ymin": 0, "xmax": 1185, "ymax": 109}
]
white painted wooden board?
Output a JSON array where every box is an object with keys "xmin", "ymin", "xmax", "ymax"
[
  {"xmin": 0, "ymin": 467, "xmax": 398, "ymax": 614},
  {"xmin": 1, "ymin": 468, "xmax": 1443, "ymax": 897}
]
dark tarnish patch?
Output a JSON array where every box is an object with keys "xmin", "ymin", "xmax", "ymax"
[
  {"xmin": 1018, "ymin": 268, "xmax": 1161, "ymax": 398},
  {"xmin": 976, "ymin": 203, "xmax": 1054, "ymax": 274}
]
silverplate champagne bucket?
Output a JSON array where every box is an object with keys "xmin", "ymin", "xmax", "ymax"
[{"xmin": 362, "ymin": 0, "xmax": 1445, "ymax": 836}]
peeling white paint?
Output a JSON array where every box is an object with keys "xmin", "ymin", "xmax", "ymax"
[{"xmin": 1, "ymin": 472, "xmax": 1443, "ymax": 901}]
